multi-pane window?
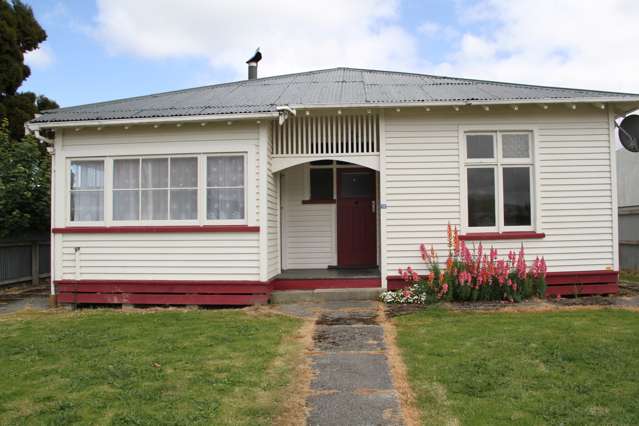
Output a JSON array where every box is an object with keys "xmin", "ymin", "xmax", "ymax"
[
  {"xmin": 112, "ymin": 156, "xmax": 198, "ymax": 221},
  {"xmin": 206, "ymin": 155, "xmax": 245, "ymax": 220},
  {"xmin": 70, "ymin": 160, "xmax": 104, "ymax": 221},
  {"xmin": 464, "ymin": 132, "xmax": 534, "ymax": 231}
]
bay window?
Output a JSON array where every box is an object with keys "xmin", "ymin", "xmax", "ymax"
[
  {"xmin": 68, "ymin": 153, "xmax": 246, "ymax": 225},
  {"xmin": 464, "ymin": 132, "xmax": 534, "ymax": 232}
]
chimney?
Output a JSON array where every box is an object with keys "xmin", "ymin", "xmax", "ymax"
[{"xmin": 246, "ymin": 48, "xmax": 262, "ymax": 80}]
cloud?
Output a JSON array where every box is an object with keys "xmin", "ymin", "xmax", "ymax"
[
  {"xmin": 94, "ymin": 0, "xmax": 421, "ymax": 79},
  {"xmin": 432, "ymin": 0, "xmax": 639, "ymax": 93},
  {"xmin": 24, "ymin": 46, "xmax": 54, "ymax": 69}
]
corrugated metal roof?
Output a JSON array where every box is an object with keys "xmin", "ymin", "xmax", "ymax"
[{"xmin": 31, "ymin": 67, "xmax": 639, "ymax": 124}]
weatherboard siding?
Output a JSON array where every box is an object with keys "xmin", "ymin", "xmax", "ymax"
[
  {"xmin": 282, "ymin": 164, "xmax": 337, "ymax": 269},
  {"xmin": 382, "ymin": 108, "xmax": 615, "ymax": 276},
  {"xmin": 59, "ymin": 233, "xmax": 260, "ymax": 281},
  {"xmin": 266, "ymin": 125, "xmax": 281, "ymax": 279},
  {"xmin": 52, "ymin": 123, "xmax": 262, "ymax": 283}
]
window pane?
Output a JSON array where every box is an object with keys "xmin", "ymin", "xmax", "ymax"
[
  {"xmin": 310, "ymin": 169, "xmax": 333, "ymax": 200},
  {"xmin": 70, "ymin": 161, "xmax": 103, "ymax": 190},
  {"xmin": 170, "ymin": 189, "xmax": 197, "ymax": 220},
  {"xmin": 466, "ymin": 134, "xmax": 494, "ymax": 159},
  {"xmin": 467, "ymin": 168, "xmax": 496, "ymax": 227},
  {"xmin": 70, "ymin": 191, "xmax": 103, "ymax": 221},
  {"xmin": 502, "ymin": 134, "xmax": 530, "ymax": 158},
  {"xmin": 171, "ymin": 157, "xmax": 197, "ymax": 188},
  {"xmin": 141, "ymin": 190, "xmax": 168, "ymax": 220},
  {"xmin": 207, "ymin": 156, "xmax": 244, "ymax": 187},
  {"xmin": 340, "ymin": 171, "xmax": 374, "ymax": 198},
  {"xmin": 113, "ymin": 159, "xmax": 140, "ymax": 189},
  {"xmin": 207, "ymin": 188, "xmax": 245, "ymax": 220},
  {"xmin": 142, "ymin": 158, "xmax": 168, "ymax": 188},
  {"xmin": 113, "ymin": 190, "xmax": 139, "ymax": 220},
  {"xmin": 503, "ymin": 167, "xmax": 532, "ymax": 226}
]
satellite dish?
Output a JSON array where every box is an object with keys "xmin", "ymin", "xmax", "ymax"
[{"xmin": 619, "ymin": 115, "xmax": 639, "ymax": 153}]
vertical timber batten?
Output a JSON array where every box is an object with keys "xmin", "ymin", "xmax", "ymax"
[
  {"xmin": 379, "ymin": 111, "xmax": 388, "ymax": 289},
  {"xmin": 259, "ymin": 123, "xmax": 269, "ymax": 282},
  {"xmin": 609, "ymin": 107, "xmax": 620, "ymax": 271}
]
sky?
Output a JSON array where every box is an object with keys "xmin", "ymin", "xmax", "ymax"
[{"xmin": 21, "ymin": 0, "xmax": 639, "ymax": 108}]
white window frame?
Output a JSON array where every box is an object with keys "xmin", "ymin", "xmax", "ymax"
[
  {"xmin": 65, "ymin": 152, "xmax": 249, "ymax": 226},
  {"xmin": 110, "ymin": 154, "xmax": 200, "ymax": 226},
  {"xmin": 203, "ymin": 153, "xmax": 248, "ymax": 225},
  {"xmin": 459, "ymin": 127, "xmax": 540, "ymax": 234},
  {"xmin": 66, "ymin": 157, "xmax": 106, "ymax": 226}
]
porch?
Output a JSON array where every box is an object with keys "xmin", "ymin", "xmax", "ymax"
[{"xmin": 272, "ymin": 268, "xmax": 381, "ymax": 291}]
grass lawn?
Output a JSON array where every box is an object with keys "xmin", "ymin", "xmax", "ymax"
[
  {"xmin": 0, "ymin": 309, "xmax": 303, "ymax": 425},
  {"xmin": 394, "ymin": 308, "xmax": 639, "ymax": 425},
  {"xmin": 620, "ymin": 269, "xmax": 639, "ymax": 283}
]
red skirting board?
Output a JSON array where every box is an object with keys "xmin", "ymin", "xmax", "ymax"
[
  {"xmin": 55, "ymin": 279, "xmax": 272, "ymax": 306},
  {"xmin": 386, "ymin": 270, "xmax": 619, "ymax": 297}
]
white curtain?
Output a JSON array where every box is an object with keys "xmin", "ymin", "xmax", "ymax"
[
  {"xmin": 169, "ymin": 157, "xmax": 197, "ymax": 219},
  {"xmin": 113, "ymin": 159, "xmax": 140, "ymax": 189},
  {"xmin": 71, "ymin": 191, "xmax": 104, "ymax": 221},
  {"xmin": 70, "ymin": 161, "xmax": 104, "ymax": 221},
  {"xmin": 141, "ymin": 159, "xmax": 169, "ymax": 220},
  {"xmin": 502, "ymin": 134, "xmax": 530, "ymax": 158},
  {"xmin": 207, "ymin": 156, "xmax": 244, "ymax": 220}
]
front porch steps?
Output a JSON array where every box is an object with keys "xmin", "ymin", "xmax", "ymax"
[{"xmin": 270, "ymin": 287, "xmax": 383, "ymax": 304}]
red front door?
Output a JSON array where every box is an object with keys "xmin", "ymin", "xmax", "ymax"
[{"xmin": 337, "ymin": 169, "xmax": 377, "ymax": 268}]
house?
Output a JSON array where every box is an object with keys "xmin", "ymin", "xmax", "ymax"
[
  {"xmin": 617, "ymin": 148, "xmax": 639, "ymax": 270},
  {"xmin": 27, "ymin": 63, "xmax": 639, "ymax": 305}
]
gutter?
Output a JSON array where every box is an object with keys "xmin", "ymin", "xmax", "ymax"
[{"xmin": 26, "ymin": 111, "xmax": 280, "ymax": 131}]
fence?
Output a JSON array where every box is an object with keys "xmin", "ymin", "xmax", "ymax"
[
  {"xmin": 619, "ymin": 206, "xmax": 639, "ymax": 271},
  {"xmin": 0, "ymin": 240, "xmax": 50, "ymax": 287}
]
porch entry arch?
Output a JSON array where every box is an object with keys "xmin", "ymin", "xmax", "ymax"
[
  {"xmin": 272, "ymin": 155, "xmax": 379, "ymax": 173},
  {"xmin": 279, "ymin": 158, "xmax": 379, "ymax": 270}
]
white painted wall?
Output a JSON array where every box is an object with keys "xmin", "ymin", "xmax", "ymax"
[
  {"xmin": 281, "ymin": 164, "xmax": 337, "ymax": 269},
  {"xmin": 52, "ymin": 122, "xmax": 263, "ymax": 283},
  {"xmin": 266, "ymin": 125, "xmax": 281, "ymax": 279},
  {"xmin": 381, "ymin": 107, "xmax": 617, "ymax": 275}
]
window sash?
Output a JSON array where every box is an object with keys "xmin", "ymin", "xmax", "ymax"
[
  {"xmin": 69, "ymin": 160, "xmax": 105, "ymax": 223},
  {"xmin": 206, "ymin": 155, "xmax": 246, "ymax": 222},
  {"xmin": 463, "ymin": 131, "xmax": 535, "ymax": 232}
]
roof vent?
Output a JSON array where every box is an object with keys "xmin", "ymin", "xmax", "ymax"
[{"xmin": 246, "ymin": 48, "xmax": 262, "ymax": 80}]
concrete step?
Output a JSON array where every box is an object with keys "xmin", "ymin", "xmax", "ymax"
[{"xmin": 270, "ymin": 287, "xmax": 383, "ymax": 304}]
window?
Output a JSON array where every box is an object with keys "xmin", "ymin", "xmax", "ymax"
[
  {"xmin": 70, "ymin": 160, "xmax": 104, "ymax": 222},
  {"xmin": 206, "ymin": 155, "xmax": 245, "ymax": 220},
  {"xmin": 113, "ymin": 156, "xmax": 198, "ymax": 222},
  {"xmin": 310, "ymin": 169, "xmax": 334, "ymax": 200},
  {"xmin": 464, "ymin": 132, "xmax": 534, "ymax": 231}
]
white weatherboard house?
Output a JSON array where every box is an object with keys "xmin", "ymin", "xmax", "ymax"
[{"xmin": 27, "ymin": 66, "xmax": 639, "ymax": 305}]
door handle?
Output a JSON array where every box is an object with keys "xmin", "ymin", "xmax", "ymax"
[{"xmin": 371, "ymin": 200, "xmax": 376, "ymax": 213}]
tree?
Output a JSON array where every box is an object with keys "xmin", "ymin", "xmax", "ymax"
[
  {"xmin": 0, "ymin": 118, "xmax": 50, "ymax": 238},
  {"xmin": 0, "ymin": 1, "xmax": 56, "ymax": 238},
  {"xmin": 0, "ymin": 0, "xmax": 48, "ymax": 140}
]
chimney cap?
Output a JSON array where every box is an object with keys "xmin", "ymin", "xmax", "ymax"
[{"xmin": 246, "ymin": 48, "xmax": 262, "ymax": 64}]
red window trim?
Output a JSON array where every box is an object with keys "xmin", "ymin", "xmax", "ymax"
[
  {"xmin": 52, "ymin": 225, "xmax": 260, "ymax": 234},
  {"xmin": 459, "ymin": 231, "xmax": 545, "ymax": 241},
  {"xmin": 301, "ymin": 199, "xmax": 336, "ymax": 204}
]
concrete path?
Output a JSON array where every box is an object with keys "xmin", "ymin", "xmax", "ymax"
[{"xmin": 304, "ymin": 301, "xmax": 404, "ymax": 426}]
